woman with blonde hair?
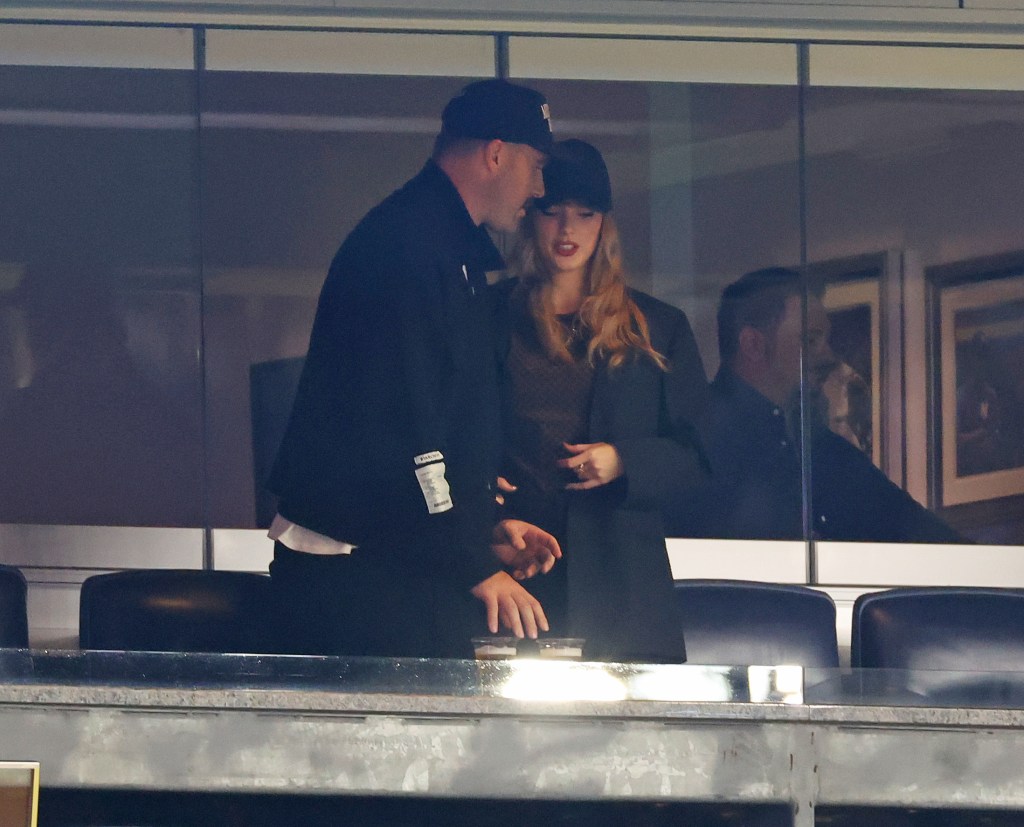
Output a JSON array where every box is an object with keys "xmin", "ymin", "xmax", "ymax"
[{"xmin": 494, "ymin": 139, "xmax": 709, "ymax": 662}]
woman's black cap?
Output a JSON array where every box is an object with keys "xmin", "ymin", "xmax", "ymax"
[
  {"xmin": 440, "ymin": 79, "xmax": 553, "ymax": 154},
  {"xmin": 534, "ymin": 139, "xmax": 613, "ymax": 213}
]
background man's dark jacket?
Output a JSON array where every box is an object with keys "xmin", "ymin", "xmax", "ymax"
[{"xmin": 669, "ymin": 367, "xmax": 963, "ymax": 543}]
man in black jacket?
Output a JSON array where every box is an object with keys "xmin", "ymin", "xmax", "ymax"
[
  {"xmin": 268, "ymin": 80, "xmax": 562, "ymax": 658},
  {"xmin": 672, "ymin": 267, "xmax": 962, "ymax": 544}
]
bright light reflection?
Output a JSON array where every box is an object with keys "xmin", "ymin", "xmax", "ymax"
[
  {"xmin": 748, "ymin": 665, "xmax": 804, "ymax": 704},
  {"xmin": 498, "ymin": 661, "xmax": 628, "ymax": 702},
  {"xmin": 627, "ymin": 666, "xmax": 734, "ymax": 702}
]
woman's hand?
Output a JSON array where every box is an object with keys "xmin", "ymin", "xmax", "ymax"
[
  {"xmin": 559, "ymin": 441, "xmax": 624, "ymax": 490},
  {"xmin": 491, "ymin": 518, "xmax": 561, "ymax": 580},
  {"xmin": 494, "ymin": 476, "xmax": 517, "ymax": 506}
]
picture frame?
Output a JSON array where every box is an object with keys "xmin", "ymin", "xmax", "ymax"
[
  {"xmin": 804, "ymin": 252, "xmax": 891, "ymax": 473},
  {"xmin": 822, "ymin": 276, "xmax": 882, "ymax": 470},
  {"xmin": 929, "ymin": 254, "xmax": 1024, "ymax": 508},
  {"xmin": 0, "ymin": 762, "xmax": 39, "ymax": 827}
]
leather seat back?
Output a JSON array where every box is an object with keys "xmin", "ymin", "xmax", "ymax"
[
  {"xmin": 852, "ymin": 587, "xmax": 1024, "ymax": 671},
  {"xmin": 79, "ymin": 569, "xmax": 271, "ymax": 653},
  {"xmin": 675, "ymin": 579, "xmax": 839, "ymax": 667},
  {"xmin": 0, "ymin": 565, "xmax": 29, "ymax": 648}
]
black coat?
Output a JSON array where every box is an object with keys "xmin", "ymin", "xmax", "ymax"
[
  {"xmin": 671, "ymin": 367, "xmax": 963, "ymax": 543},
  {"xmin": 495, "ymin": 281, "xmax": 709, "ymax": 662},
  {"xmin": 270, "ymin": 161, "xmax": 505, "ymax": 591}
]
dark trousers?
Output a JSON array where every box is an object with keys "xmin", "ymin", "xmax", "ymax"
[{"xmin": 268, "ymin": 541, "xmax": 479, "ymax": 659}]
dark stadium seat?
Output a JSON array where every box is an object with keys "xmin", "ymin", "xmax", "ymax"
[
  {"xmin": 674, "ymin": 579, "xmax": 840, "ymax": 667},
  {"xmin": 0, "ymin": 564, "xmax": 29, "ymax": 648},
  {"xmin": 79, "ymin": 569, "xmax": 271, "ymax": 653}
]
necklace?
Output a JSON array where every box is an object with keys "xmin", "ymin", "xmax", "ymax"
[{"xmin": 559, "ymin": 312, "xmax": 585, "ymax": 347}]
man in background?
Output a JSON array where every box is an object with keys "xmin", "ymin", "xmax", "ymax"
[{"xmin": 672, "ymin": 267, "xmax": 962, "ymax": 543}]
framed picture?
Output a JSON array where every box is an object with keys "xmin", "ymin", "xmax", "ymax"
[
  {"xmin": 822, "ymin": 277, "xmax": 882, "ymax": 470},
  {"xmin": 0, "ymin": 762, "xmax": 39, "ymax": 827},
  {"xmin": 930, "ymin": 256, "xmax": 1024, "ymax": 508},
  {"xmin": 805, "ymin": 252, "xmax": 891, "ymax": 473}
]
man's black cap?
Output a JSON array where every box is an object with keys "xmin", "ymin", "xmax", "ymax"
[
  {"xmin": 535, "ymin": 138, "xmax": 613, "ymax": 213},
  {"xmin": 440, "ymin": 79, "xmax": 553, "ymax": 154}
]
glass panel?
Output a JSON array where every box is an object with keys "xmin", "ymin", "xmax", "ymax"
[
  {"xmin": 807, "ymin": 667, "xmax": 1024, "ymax": 710},
  {"xmin": 7, "ymin": 648, "xmax": 1024, "ymax": 712},
  {"xmin": 509, "ymin": 64, "xmax": 803, "ymax": 541},
  {"xmin": 805, "ymin": 49, "xmax": 1024, "ymax": 552},
  {"xmin": 0, "ymin": 28, "xmax": 203, "ymax": 527},
  {"xmin": 199, "ymin": 51, "xmax": 490, "ymax": 527}
]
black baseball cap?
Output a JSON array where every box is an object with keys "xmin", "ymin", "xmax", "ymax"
[
  {"xmin": 440, "ymin": 79, "xmax": 553, "ymax": 154},
  {"xmin": 534, "ymin": 139, "xmax": 613, "ymax": 213}
]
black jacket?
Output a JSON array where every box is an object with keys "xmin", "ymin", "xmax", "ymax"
[
  {"xmin": 270, "ymin": 161, "xmax": 505, "ymax": 590},
  {"xmin": 495, "ymin": 280, "xmax": 709, "ymax": 662},
  {"xmin": 670, "ymin": 367, "xmax": 963, "ymax": 543}
]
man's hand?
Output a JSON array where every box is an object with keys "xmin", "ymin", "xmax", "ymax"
[
  {"xmin": 559, "ymin": 441, "xmax": 624, "ymax": 490},
  {"xmin": 494, "ymin": 476, "xmax": 517, "ymax": 506},
  {"xmin": 470, "ymin": 571, "xmax": 549, "ymax": 638},
  {"xmin": 492, "ymin": 518, "xmax": 561, "ymax": 580}
]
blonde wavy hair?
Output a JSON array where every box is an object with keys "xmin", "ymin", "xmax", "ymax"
[{"xmin": 508, "ymin": 209, "xmax": 668, "ymax": 371}]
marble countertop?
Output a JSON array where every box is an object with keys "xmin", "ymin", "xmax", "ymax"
[
  {"xmin": 3, "ymin": 649, "xmax": 1024, "ymax": 727},
  {"xmin": 5, "ymin": 649, "xmax": 1024, "ymax": 826}
]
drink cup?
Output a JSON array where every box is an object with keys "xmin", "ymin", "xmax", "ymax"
[
  {"xmin": 471, "ymin": 636, "xmax": 519, "ymax": 660},
  {"xmin": 535, "ymin": 637, "xmax": 585, "ymax": 660}
]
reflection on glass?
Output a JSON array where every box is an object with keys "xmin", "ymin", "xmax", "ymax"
[
  {"xmin": 748, "ymin": 665, "xmax": 803, "ymax": 704},
  {"xmin": 953, "ymin": 300, "xmax": 1024, "ymax": 479},
  {"xmin": 499, "ymin": 660, "xmax": 629, "ymax": 702},
  {"xmin": 933, "ymin": 265, "xmax": 1024, "ymax": 517},
  {"xmin": 806, "ymin": 83, "xmax": 1024, "ymax": 544},
  {"xmin": 0, "ymin": 66, "xmax": 203, "ymax": 527},
  {"xmin": 806, "ymin": 667, "xmax": 1024, "ymax": 711},
  {"xmin": 199, "ymin": 72, "xmax": 479, "ymax": 527},
  {"xmin": 517, "ymin": 78, "xmax": 802, "ymax": 542},
  {"xmin": 517, "ymin": 80, "xmax": 801, "ymax": 328},
  {"xmin": 0, "ymin": 649, "xmax": 800, "ymax": 706},
  {"xmin": 627, "ymin": 664, "xmax": 734, "ymax": 703},
  {"xmin": 485, "ymin": 660, "xmax": 805, "ymax": 704},
  {"xmin": 5, "ymin": 29, "xmax": 1020, "ymax": 572},
  {"xmin": 815, "ymin": 259, "xmax": 885, "ymax": 468},
  {"xmin": 12, "ymin": 648, "xmax": 1024, "ymax": 711}
]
